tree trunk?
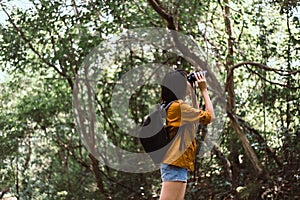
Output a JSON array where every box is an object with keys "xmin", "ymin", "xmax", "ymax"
[
  {"xmin": 222, "ymin": 0, "xmax": 265, "ymax": 176},
  {"xmin": 89, "ymin": 154, "xmax": 106, "ymax": 196},
  {"xmin": 228, "ymin": 113, "xmax": 264, "ymax": 175}
]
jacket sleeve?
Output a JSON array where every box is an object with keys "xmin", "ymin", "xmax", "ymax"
[{"xmin": 180, "ymin": 101, "xmax": 212, "ymax": 125}]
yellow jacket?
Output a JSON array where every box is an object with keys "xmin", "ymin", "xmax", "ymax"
[{"xmin": 163, "ymin": 100, "xmax": 212, "ymax": 171}]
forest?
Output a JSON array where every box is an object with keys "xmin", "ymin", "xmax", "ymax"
[{"xmin": 0, "ymin": 0, "xmax": 299, "ymax": 199}]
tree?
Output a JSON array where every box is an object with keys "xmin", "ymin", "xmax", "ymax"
[{"xmin": 0, "ymin": 0, "xmax": 299, "ymax": 199}]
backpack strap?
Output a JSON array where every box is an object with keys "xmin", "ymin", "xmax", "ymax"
[
  {"xmin": 161, "ymin": 101, "xmax": 174, "ymax": 111},
  {"xmin": 160, "ymin": 101, "xmax": 174, "ymax": 140},
  {"xmin": 162, "ymin": 101, "xmax": 188, "ymax": 151},
  {"xmin": 160, "ymin": 101, "xmax": 174, "ymax": 118}
]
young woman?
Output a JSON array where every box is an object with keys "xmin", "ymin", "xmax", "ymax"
[{"xmin": 159, "ymin": 70, "xmax": 215, "ymax": 200}]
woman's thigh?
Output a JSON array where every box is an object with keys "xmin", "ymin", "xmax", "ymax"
[{"xmin": 160, "ymin": 181, "xmax": 187, "ymax": 200}]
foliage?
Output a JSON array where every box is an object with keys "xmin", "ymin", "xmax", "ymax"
[{"xmin": 0, "ymin": 0, "xmax": 299, "ymax": 199}]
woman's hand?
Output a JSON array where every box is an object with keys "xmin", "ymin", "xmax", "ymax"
[
  {"xmin": 194, "ymin": 71, "xmax": 207, "ymax": 92},
  {"xmin": 194, "ymin": 71, "xmax": 215, "ymax": 121}
]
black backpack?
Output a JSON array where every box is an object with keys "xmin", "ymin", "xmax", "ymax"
[{"xmin": 139, "ymin": 101, "xmax": 174, "ymax": 164}]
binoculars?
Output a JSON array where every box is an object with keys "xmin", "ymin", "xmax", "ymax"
[{"xmin": 187, "ymin": 71, "xmax": 207, "ymax": 83}]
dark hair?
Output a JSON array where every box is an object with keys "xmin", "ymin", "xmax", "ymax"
[{"xmin": 161, "ymin": 70, "xmax": 187, "ymax": 103}]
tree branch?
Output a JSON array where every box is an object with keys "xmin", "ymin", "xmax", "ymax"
[
  {"xmin": 232, "ymin": 61, "xmax": 300, "ymax": 76},
  {"xmin": 89, "ymin": 154, "xmax": 106, "ymax": 195},
  {"xmin": 147, "ymin": 0, "xmax": 177, "ymax": 30},
  {"xmin": 0, "ymin": 188, "xmax": 9, "ymax": 199},
  {"xmin": 147, "ymin": 0, "xmax": 172, "ymax": 22},
  {"xmin": 243, "ymin": 65, "xmax": 299, "ymax": 89},
  {"xmin": 133, "ymin": 0, "xmax": 161, "ymax": 27},
  {"xmin": 227, "ymin": 111, "xmax": 266, "ymax": 177},
  {"xmin": 213, "ymin": 145, "xmax": 233, "ymax": 181},
  {"xmin": 1, "ymin": 5, "xmax": 66, "ymax": 78},
  {"xmin": 236, "ymin": 115, "xmax": 283, "ymax": 168}
]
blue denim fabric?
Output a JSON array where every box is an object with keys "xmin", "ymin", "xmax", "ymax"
[{"xmin": 160, "ymin": 164, "xmax": 188, "ymax": 183}]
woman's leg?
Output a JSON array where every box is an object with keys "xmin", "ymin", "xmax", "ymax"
[{"xmin": 159, "ymin": 181, "xmax": 187, "ymax": 200}]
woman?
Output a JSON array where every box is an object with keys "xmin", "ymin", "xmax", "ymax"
[{"xmin": 159, "ymin": 70, "xmax": 215, "ymax": 200}]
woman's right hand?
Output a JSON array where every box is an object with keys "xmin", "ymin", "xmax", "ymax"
[
  {"xmin": 194, "ymin": 71, "xmax": 215, "ymax": 121},
  {"xmin": 194, "ymin": 71, "xmax": 207, "ymax": 92}
]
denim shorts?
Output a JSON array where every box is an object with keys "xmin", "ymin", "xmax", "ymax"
[{"xmin": 160, "ymin": 164, "xmax": 188, "ymax": 183}]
